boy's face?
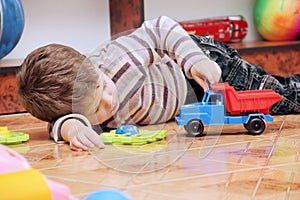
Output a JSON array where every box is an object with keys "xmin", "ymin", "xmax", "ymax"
[{"xmin": 88, "ymin": 71, "xmax": 119, "ymax": 125}]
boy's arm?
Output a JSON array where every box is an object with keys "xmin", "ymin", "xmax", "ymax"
[
  {"xmin": 50, "ymin": 114, "xmax": 104, "ymax": 151},
  {"xmin": 134, "ymin": 16, "xmax": 221, "ymax": 90}
]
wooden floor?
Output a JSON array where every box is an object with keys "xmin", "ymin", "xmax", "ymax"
[{"xmin": 1, "ymin": 113, "xmax": 300, "ymax": 199}]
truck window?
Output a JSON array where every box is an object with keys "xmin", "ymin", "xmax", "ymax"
[{"xmin": 208, "ymin": 94, "xmax": 222, "ymax": 105}]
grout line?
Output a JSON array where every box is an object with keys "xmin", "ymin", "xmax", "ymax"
[
  {"xmin": 284, "ymin": 140, "xmax": 300, "ymax": 199},
  {"xmin": 251, "ymin": 176, "xmax": 263, "ymax": 200},
  {"xmin": 48, "ymin": 174, "xmax": 188, "ymax": 200},
  {"xmin": 250, "ymin": 115, "xmax": 286, "ymax": 198},
  {"xmin": 285, "ymin": 186, "xmax": 291, "ymax": 200},
  {"xmin": 125, "ymin": 161, "xmax": 300, "ymax": 189},
  {"xmin": 225, "ymin": 142, "xmax": 251, "ymax": 188},
  {"xmin": 188, "ymin": 136, "xmax": 276, "ymax": 151}
]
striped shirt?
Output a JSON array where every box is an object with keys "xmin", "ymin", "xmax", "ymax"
[
  {"xmin": 88, "ymin": 16, "xmax": 209, "ymax": 128},
  {"xmin": 50, "ymin": 16, "xmax": 209, "ymax": 141}
]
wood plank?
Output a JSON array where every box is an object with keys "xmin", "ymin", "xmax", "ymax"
[
  {"xmin": 0, "ymin": 73, "xmax": 25, "ymax": 114},
  {"xmin": 109, "ymin": 0, "xmax": 144, "ymax": 37},
  {"xmin": 230, "ymin": 41, "xmax": 300, "ymax": 76},
  {"xmin": 240, "ymin": 49, "xmax": 300, "ymax": 76},
  {"xmin": 230, "ymin": 40, "xmax": 300, "ymax": 53}
]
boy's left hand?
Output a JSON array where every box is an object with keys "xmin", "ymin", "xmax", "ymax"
[
  {"xmin": 190, "ymin": 60, "xmax": 221, "ymax": 91},
  {"xmin": 61, "ymin": 119, "xmax": 105, "ymax": 151}
]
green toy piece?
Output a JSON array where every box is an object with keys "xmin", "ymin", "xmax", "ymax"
[
  {"xmin": 100, "ymin": 125, "xmax": 167, "ymax": 145},
  {"xmin": 0, "ymin": 126, "xmax": 30, "ymax": 144}
]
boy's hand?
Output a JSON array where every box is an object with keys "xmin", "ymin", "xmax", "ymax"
[
  {"xmin": 190, "ymin": 60, "xmax": 222, "ymax": 91},
  {"xmin": 61, "ymin": 119, "xmax": 105, "ymax": 151}
]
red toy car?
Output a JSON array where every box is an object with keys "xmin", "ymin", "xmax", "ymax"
[{"xmin": 179, "ymin": 15, "xmax": 248, "ymax": 43}]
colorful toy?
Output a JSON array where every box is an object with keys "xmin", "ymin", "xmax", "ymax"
[
  {"xmin": 0, "ymin": 126, "xmax": 29, "ymax": 144},
  {"xmin": 84, "ymin": 189, "xmax": 131, "ymax": 200},
  {"xmin": 116, "ymin": 125, "xmax": 139, "ymax": 135},
  {"xmin": 0, "ymin": 144, "xmax": 77, "ymax": 200},
  {"xmin": 176, "ymin": 83, "xmax": 283, "ymax": 136},
  {"xmin": 253, "ymin": 0, "xmax": 300, "ymax": 41},
  {"xmin": 0, "ymin": 0, "xmax": 25, "ymax": 59},
  {"xmin": 100, "ymin": 125, "xmax": 167, "ymax": 145},
  {"xmin": 0, "ymin": 144, "xmax": 134, "ymax": 199},
  {"xmin": 179, "ymin": 15, "xmax": 248, "ymax": 42}
]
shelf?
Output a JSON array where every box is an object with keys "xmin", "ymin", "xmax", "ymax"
[
  {"xmin": 0, "ymin": 59, "xmax": 23, "ymax": 73},
  {"xmin": 229, "ymin": 40, "xmax": 300, "ymax": 76},
  {"xmin": 230, "ymin": 40, "xmax": 300, "ymax": 54}
]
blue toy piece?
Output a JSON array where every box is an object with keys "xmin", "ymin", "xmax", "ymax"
[
  {"xmin": 116, "ymin": 125, "xmax": 139, "ymax": 136},
  {"xmin": 84, "ymin": 189, "xmax": 131, "ymax": 200},
  {"xmin": 0, "ymin": 0, "xmax": 25, "ymax": 59}
]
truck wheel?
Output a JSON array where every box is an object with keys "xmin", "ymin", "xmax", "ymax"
[
  {"xmin": 246, "ymin": 117, "xmax": 265, "ymax": 135},
  {"xmin": 243, "ymin": 123, "xmax": 249, "ymax": 130},
  {"xmin": 184, "ymin": 119, "xmax": 204, "ymax": 137}
]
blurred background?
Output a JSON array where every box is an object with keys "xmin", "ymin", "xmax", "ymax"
[{"xmin": 5, "ymin": 0, "xmax": 260, "ymax": 59}]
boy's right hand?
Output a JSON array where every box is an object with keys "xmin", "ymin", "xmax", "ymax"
[
  {"xmin": 190, "ymin": 59, "xmax": 222, "ymax": 91},
  {"xmin": 61, "ymin": 119, "xmax": 105, "ymax": 151}
]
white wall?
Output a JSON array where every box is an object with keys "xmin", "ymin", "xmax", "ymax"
[
  {"xmin": 144, "ymin": 0, "xmax": 262, "ymax": 42},
  {"xmin": 6, "ymin": 0, "xmax": 261, "ymax": 59},
  {"xmin": 6, "ymin": 0, "xmax": 110, "ymax": 59}
]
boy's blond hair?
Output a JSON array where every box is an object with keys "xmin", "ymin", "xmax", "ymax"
[{"xmin": 17, "ymin": 44, "xmax": 99, "ymax": 122}]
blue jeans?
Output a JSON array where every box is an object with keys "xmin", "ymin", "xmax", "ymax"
[{"xmin": 189, "ymin": 35, "xmax": 300, "ymax": 115}]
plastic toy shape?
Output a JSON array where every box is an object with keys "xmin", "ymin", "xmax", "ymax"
[
  {"xmin": 0, "ymin": 126, "xmax": 29, "ymax": 144},
  {"xmin": 100, "ymin": 125, "xmax": 167, "ymax": 145},
  {"xmin": 84, "ymin": 189, "xmax": 131, "ymax": 200},
  {"xmin": 0, "ymin": 144, "xmax": 76, "ymax": 200},
  {"xmin": 0, "ymin": 0, "xmax": 25, "ymax": 59},
  {"xmin": 0, "ymin": 143, "xmax": 31, "ymax": 173},
  {"xmin": 176, "ymin": 83, "xmax": 283, "ymax": 136},
  {"xmin": 116, "ymin": 125, "xmax": 139, "ymax": 136}
]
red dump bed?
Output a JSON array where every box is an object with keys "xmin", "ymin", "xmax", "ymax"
[{"xmin": 211, "ymin": 83, "xmax": 283, "ymax": 115}]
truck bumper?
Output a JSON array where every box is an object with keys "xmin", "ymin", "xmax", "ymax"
[{"xmin": 175, "ymin": 116, "xmax": 184, "ymax": 126}]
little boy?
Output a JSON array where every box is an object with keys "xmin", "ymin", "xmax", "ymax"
[{"xmin": 17, "ymin": 16, "xmax": 300, "ymax": 151}]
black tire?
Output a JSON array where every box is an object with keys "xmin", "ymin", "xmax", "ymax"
[
  {"xmin": 246, "ymin": 117, "xmax": 265, "ymax": 135},
  {"xmin": 184, "ymin": 119, "xmax": 204, "ymax": 137},
  {"xmin": 243, "ymin": 123, "xmax": 249, "ymax": 130}
]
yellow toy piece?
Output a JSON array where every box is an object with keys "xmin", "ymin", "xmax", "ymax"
[
  {"xmin": 0, "ymin": 169, "xmax": 52, "ymax": 200},
  {"xmin": 0, "ymin": 126, "xmax": 29, "ymax": 144}
]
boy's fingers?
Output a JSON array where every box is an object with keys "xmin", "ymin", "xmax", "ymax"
[
  {"xmin": 193, "ymin": 76, "xmax": 209, "ymax": 91},
  {"xmin": 203, "ymin": 62, "xmax": 221, "ymax": 84},
  {"xmin": 211, "ymin": 62, "xmax": 222, "ymax": 82},
  {"xmin": 70, "ymin": 146, "xmax": 84, "ymax": 152},
  {"xmin": 191, "ymin": 60, "xmax": 222, "ymax": 86},
  {"xmin": 77, "ymin": 133, "xmax": 95, "ymax": 148},
  {"xmin": 86, "ymin": 131, "xmax": 105, "ymax": 149},
  {"xmin": 69, "ymin": 139, "xmax": 88, "ymax": 151}
]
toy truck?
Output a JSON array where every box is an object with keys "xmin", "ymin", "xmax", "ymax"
[
  {"xmin": 179, "ymin": 15, "xmax": 248, "ymax": 42},
  {"xmin": 175, "ymin": 83, "xmax": 283, "ymax": 136}
]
